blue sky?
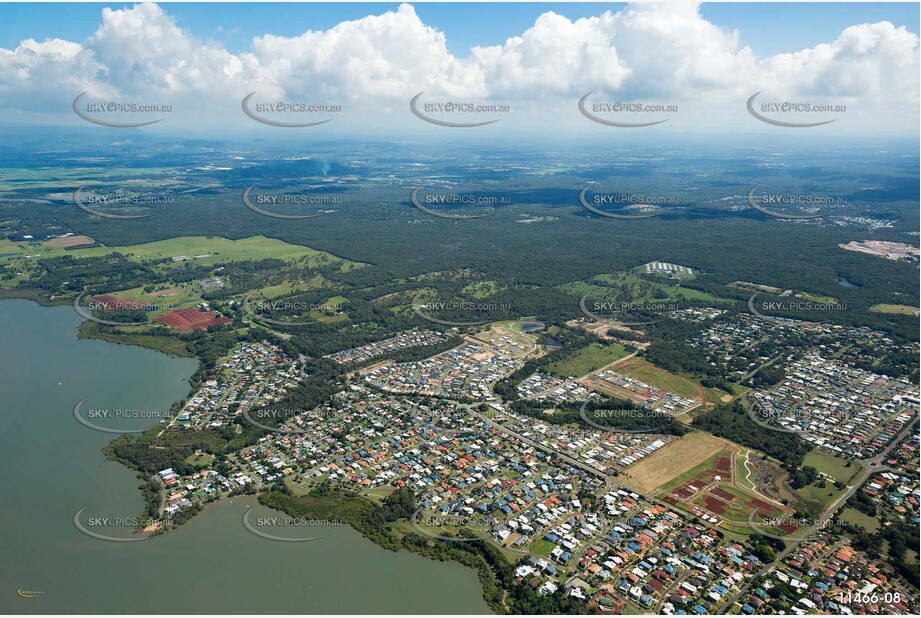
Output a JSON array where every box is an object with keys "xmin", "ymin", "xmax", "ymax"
[
  {"xmin": 0, "ymin": 2, "xmax": 916, "ymax": 135},
  {"xmin": 0, "ymin": 2, "xmax": 917, "ymax": 57}
]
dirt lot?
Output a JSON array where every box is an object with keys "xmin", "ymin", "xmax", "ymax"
[
  {"xmin": 155, "ymin": 307, "xmax": 231, "ymax": 333},
  {"xmin": 43, "ymin": 235, "xmax": 94, "ymax": 248},
  {"xmin": 621, "ymin": 432, "xmax": 726, "ymax": 494}
]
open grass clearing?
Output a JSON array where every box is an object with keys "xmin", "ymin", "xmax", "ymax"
[
  {"xmin": 616, "ymin": 357, "xmax": 703, "ymax": 400},
  {"xmin": 546, "ymin": 342, "xmax": 630, "ymax": 377},
  {"xmin": 803, "ymin": 450, "xmax": 860, "ymax": 485},
  {"xmin": 621, "ymin": 432, "xmax": 726, "ymax": 495}
]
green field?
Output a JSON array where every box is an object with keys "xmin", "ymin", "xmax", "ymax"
[
  {"xmin": 528, "ymin": 538, "xmax": 556, "ymax": 556},
  {"xmin": 655, "ymin": 441, "xmax": 726, "ymax": 495},
  {"xmin": 616, "ymin": 357, "xmax": 703, "ymax": 400},
  {"xmin": 257, "ymin": 275, "xmax": 329, "ymax": 298},
  {"xmin": 795, "ymin": 482, "xmax": 847, "ymax": 513},
  {"xmin": 0, "ymin": 235, "xmax": 364, "ymax": 272},
  {"xmin": 803, "ymin": 450, "xmax": 860, "ymax": 484},
  {"xmin": 546, "ymin": 342, "xmax": 630, "ymax": 377},
  {"xmin": 840, "ymin": 507, "xmax": 880, "ymax": 532},
  {"xmin": 870, "ymin": 304, "xmax": 919, "ymax": 316},
  {"xmin": 110, "ymin": 236, "xmax": 356, "ymax": 268}
]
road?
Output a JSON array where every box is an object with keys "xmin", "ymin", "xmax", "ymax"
[
  {"xmin": 716, "ymin": 412, "xmax": 918, "ymax": 613},
  {"xmin": 481, "ymin": 378, "xmax": 917, "ymax": 614}
]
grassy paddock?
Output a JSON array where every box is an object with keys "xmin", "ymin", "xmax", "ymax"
[{"xmin": 622, "ymin": 432, "xmax": 726, "ymax": 495}]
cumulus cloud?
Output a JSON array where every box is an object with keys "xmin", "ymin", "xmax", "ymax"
[
  {"xmin": 471, "ymin": 11, "xmax": 630, "ymax": 97},
  {"xmin": 86, "ymin": 2, "xmax": 245, "ymax": 97},
  {"xmin": 244, "ymin": 3, "xmax": 483, "ymax": 100},
  {"xmin": 0, "ymin": 1, "xmax": 916, "ymax": 126},
  {"xmin": 760, "ymin": 20, "xmax": 920, "ymax": 101}
]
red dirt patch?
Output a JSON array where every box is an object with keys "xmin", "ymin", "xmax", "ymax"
[
  {"xmin": 155, "ymin": 307, "xmax": 231, "ymax": 333},
  {"xmin": 702, "ymin": 496, "xmax": 726, "ymax": 514}
]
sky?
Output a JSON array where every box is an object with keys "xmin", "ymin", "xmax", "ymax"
[
  {"xmin": 0, "ymin": 3, "xmax": 918, "ymax": 56},
  {"xmin": 0, "ymin": 2, "xmax": 917, "ymax": 136}
]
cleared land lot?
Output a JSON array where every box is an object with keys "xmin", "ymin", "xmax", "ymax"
[
  {"xmin": 870, "ymin": 304, "xmax": 919, "ymax": 316},
  {"xmin": 0, "ymin": 235, "xmax": 363, "ymax": 271},
  {"xmin": 546, "ymin": 342, "xmax": 630, "ymax": 377},
  {"xmin": 615, "ymin": 357, "xmax": 703, "ymax": 400},
  {"xmin": 581, "ymin": 375, "xmax": 646, "ymax": 404},
  {"xmin": 42, "ymin": 235, "xmax": 94, "ymax": 248},
  {"xmin": 840, "ymin": 507, "xmax": 880, "ymax": 532},
  {"xmin": 107, "ymin": 236, "xmax": 358, "ymax": 269},
  {"xmin": 621, "ymin": 431, "xmax": 726, "ymax": 494}
]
